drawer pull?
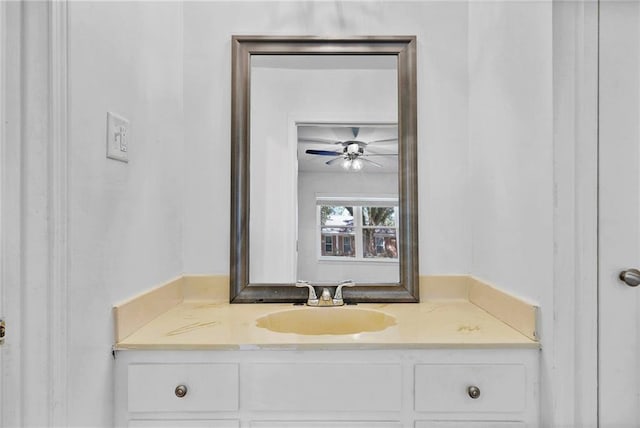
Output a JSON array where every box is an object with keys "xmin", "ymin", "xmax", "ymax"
[
  {"xmin": 467, "ymin": 385, "xmax": 481, "ymax": 399},
  {"xmin": 174, "ymin": 384, "xmax": 188, "ymax": 398}
]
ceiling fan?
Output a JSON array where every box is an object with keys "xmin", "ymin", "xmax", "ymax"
[{"xmin": 302, "ymin": 127, "xmax": 398, "ymax": 171}]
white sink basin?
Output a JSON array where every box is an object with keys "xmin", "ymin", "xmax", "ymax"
[{"xmin": 256, "ymin": 307, "xmax": 396, "ymax": 335}]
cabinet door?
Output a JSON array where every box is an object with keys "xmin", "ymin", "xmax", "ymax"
[
  {"xmin": 251, "ymin": 422, "xmax": 401, "ymax": 428},
  {"xmin": 245, "ymin": 363, "xmax": 402, "ymax": 412},
  {"xmin": 415, "ymin": 423, "xmax": 524, "ymax": 428},
  {"xmin": 129, "ymin": 420, "xmax": 239, "ymax": 428}
]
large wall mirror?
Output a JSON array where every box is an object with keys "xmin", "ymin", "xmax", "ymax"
[{"xmin": 230, "ymin": 36, "xmax": 418, "ymax": 303}]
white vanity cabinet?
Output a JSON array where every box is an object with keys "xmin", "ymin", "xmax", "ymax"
[{"xmin": 114, "ymin": 348, "xmax": 539, "ymax": 427}]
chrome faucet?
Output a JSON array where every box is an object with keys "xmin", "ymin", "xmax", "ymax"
[
  {"xmin": 333, "ymin": 280, "xmax": 356, "ymax": 306},
  {"xmin": 295, "ymin": 281, "xmax": 318, "ymax": 306},
  {"xmin": 319, "ymin": 287, "xmax": 333, "ymax": 305},
  {"xmin": 295, "ymin": 280, "xmax": 356, "ymax": 307}
]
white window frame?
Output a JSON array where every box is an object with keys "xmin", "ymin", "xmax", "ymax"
[{"xmin": 316, "ymin": 196, "xmax": 399, "ymax": 263}]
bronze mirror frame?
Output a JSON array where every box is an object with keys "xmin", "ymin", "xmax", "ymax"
[{"xmin": 230, "ymin": 35, "xmax": 418, "ymax": 303}]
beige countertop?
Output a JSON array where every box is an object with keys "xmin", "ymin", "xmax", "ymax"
[{"xmin": 114, "ymin": 276, "xmax": 539, "ymax": 350}]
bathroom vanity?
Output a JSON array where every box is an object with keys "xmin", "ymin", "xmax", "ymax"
[
  {"xmin": 111, "ymin": 34, "xmax": 544, "ymax": 427},
  {"xmin": 113, "ymin": 276, "xmax": 540, "ymax": 427}
]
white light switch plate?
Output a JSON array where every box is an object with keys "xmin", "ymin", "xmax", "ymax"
[{"xmin": 106, "ymin": 112, "xmax": 129, "ymax": 163}]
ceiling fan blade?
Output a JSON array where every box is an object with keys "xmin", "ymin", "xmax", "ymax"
[
  {"xmin": 360, "ymin": 158, "xmax": 383, "ymax": 168},
  {"xmin": 299, "ymin": 138, "xmax": 339, "ymax": 145},
  {"xmin": 306, "ymin": 149, "xmax": 343, "ymax": 156},
  {"xmin": 325, "ymin": 157, "xmax": 344, "ymax": 165},
  {"xmin": 368, "ymin": 137, "xmax": 398, "ymax": 144},
  {"xmin": 364, "ymin": 153, "xmax": 398, "ymax": 157}
]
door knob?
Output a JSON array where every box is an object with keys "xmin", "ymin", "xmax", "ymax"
[{"xmin": 619, "ymin": 269, "xmax": 640, "ymax": 287}]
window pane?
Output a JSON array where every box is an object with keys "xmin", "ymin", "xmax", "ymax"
[
  {"xmin": 363, "ymin": 228, "xmax": 398, "ymax": 259},
  {"xmin": 324, "ymin": 236, "xmax": 333, "ymax": 253},
  {"xmin": 320, "ymin": 206, "xmax": 354, "ymax": 226},
  {"xmin": 362, "ymin": 207, "xmax": 396, "ymax": 226},
  {"xmin": 321, "ymin": 227, "xmax": 355, "ymax": 257}
]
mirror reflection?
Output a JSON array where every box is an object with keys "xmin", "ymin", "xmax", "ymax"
[
  {"xmin": 249, "ymin": 55, "xmax": 399, "ymax": 285},
  {"xmin": 296, "ymin": 124, "xmax": 399, "ymax": 284}
]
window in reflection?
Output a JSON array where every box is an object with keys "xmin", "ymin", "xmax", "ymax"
[
  {"xmin": 362, "ymin": 207, "xmax": 398, "ymax": 259},
  {"xmin": 317, "ymin": 202, "xmax": 398, "ymax": 261},
  {"xmin": 320, "ymin": 206, "xmax": 355, "ymax": 257}
]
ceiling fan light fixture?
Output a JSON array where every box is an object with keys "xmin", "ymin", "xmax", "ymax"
[
  {"xmin": 341, "ymin": 158, "xmax": 363, "ymax": 171},
  {"xmin": 346, "ymin": 143, "xmax": 360, "ymax": 154}
]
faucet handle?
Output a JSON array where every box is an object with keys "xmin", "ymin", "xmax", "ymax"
[
  {"xmin": 333, "ymin": 280, "xmax": 356, "ymax": 305},
  {"xmin": 296, "ymin": 280, "xmax": 318, "ymax": 305}
]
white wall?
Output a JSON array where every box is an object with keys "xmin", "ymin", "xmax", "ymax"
[
  {"xmin": 297, "ymin": 171, "xmax": 399, "ymax": 283},
  {"xmin": 468, "ymin": 0, "xmax": 553, "ymax": 305},
  {"xmin": 467, "ymin": 1, "xmax": 557, "ymax": 425},
  {"xmin": 67, "ymin": 2, "xmax": 183, "ymax": 426},
  {"xmin": 183, "ymin": 0, "xmax": 472, "ymax": 278}
]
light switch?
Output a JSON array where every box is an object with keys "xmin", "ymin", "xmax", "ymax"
[{"xmin": 106, "ymin": 112, "xmax": 129, "ymax": 162}]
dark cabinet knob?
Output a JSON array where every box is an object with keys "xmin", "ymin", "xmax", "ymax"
[
  {"xmin": 619, "ymin": 269, "xmax": 640, "ymax": 287},
  {"xmin": 174, "ymin": 384, "xmax": 188, "ymax": 398},
  {"xmin": 467, "ymin": 385, "xmax": 481, "ymax": 399}
]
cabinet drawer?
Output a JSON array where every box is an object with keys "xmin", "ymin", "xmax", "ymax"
[
  {"xmin": 414, "ymin": 364, "xmax": 526, "ymax": 413},
  {"xmin": 128, "ymin": 363, "xmax": 238, "ymax": 413},
  {"xmin": 129, "ymin": 421, "xmax": 239, "ymax": 428},
  {"xmin": 245, "ymin": 363, "xmax": 402, "ymax": 412}
]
